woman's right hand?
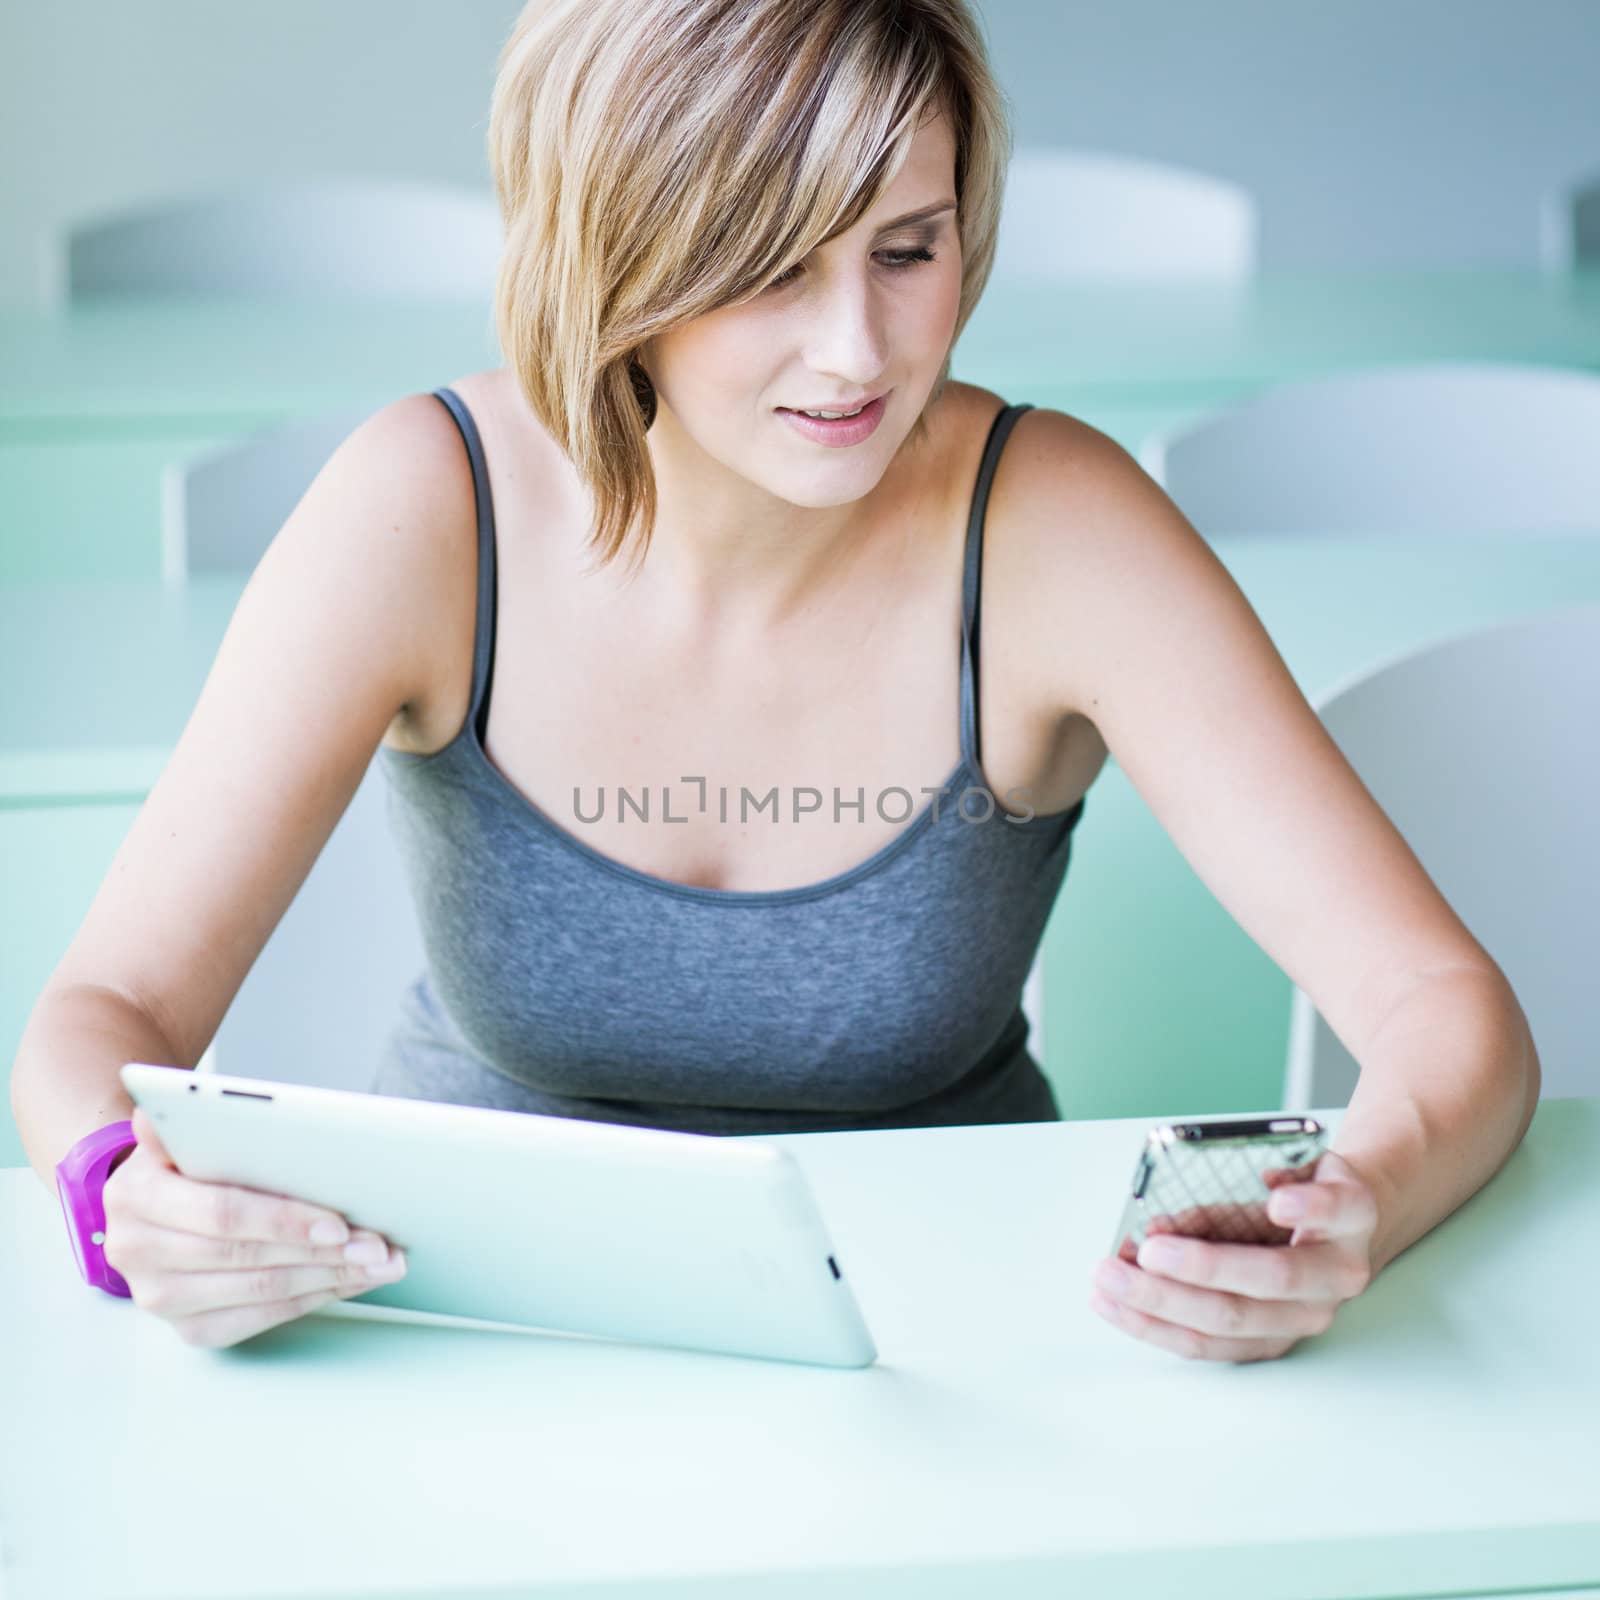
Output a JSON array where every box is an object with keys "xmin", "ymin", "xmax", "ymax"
[{"xmin": 102, "ymin": 1104, "xmax": 408, "ymax": 1348}]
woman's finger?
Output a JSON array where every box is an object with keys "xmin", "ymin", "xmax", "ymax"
[
  {"xmin": 108, "ymin": 1155, "xmax": 356, "ymax": 1249},
  {"xmin": 167, "ymin": 1290, "xmax": 351, "ymax": 1351},
  {"xmin": 105, "ymin": 1214, "xmax": 396, "ymax": 1275},
  {"xmin": 130, "ymin": 1104, "xmax": 172, "ymax": 1164},
  {"xmin": 1088, "ymin": 1288, "xmax": 1308, "ymax": 1364},
  {"xmin": 128, "ymin": 1253, "xmax": 409, "ymax": 1320},
  {"xmin": 1132, "ymin": 1232, "xmax": 1370, "ymax": 1303},
  {"xmin": 1266, "ymin": 1168, "xmax": 1379, "ymax": 1240},
  {"xmin": 1092, "ymin": 1256, "xmax": 1337, "ymax": 1341}
]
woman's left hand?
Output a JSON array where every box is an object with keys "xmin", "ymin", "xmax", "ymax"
[{"xmin": 1087, "ymin": 1150, "xmax": 1381, "ymax": 1363}]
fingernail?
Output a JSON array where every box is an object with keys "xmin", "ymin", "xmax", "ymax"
[
  {"xmin": 345, "ymin": 1237, "xmax": 390, "ymax": 1265},
  {"xmin": 1139, "ymin": 1237, "xmax": 1183, "ymax": 1271},
  {"xmin": 1274, "ymin": 1192, "xmax": 1308, "ymax": 1222},
  {"xmin": 310, "ymin": 1219, "xmax": 349, "ymax": 1245},
  {"xmin": 366, "ymin": 1250, "xmax": 407, "ymax": 1279},
  {"xmin": 1093, "ymin": 1259, "xmax": 1133, "ymax": 1295}
]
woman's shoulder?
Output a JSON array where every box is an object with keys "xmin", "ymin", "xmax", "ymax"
[
  {"xmin": 347, "ymin": 382, "xmax": 494, "ymax": 755},
  {"xmin": 961, "ymin": 385, "xmax": 1198, "ymax": 725},
  {"xmin": 294, "ymin": 387, "xmax": 483, "ymax": 666},
  {"xmin": 930, "ymin": 380, "xmax": 1122, "ymax": 504},
  {"xmin": 366, "ymin": 366, "xmax": 596, "ymax": 756}
]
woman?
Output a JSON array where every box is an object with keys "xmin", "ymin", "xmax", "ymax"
[{"xmin": 15, "ymin": 0, "xmax": 1539, "ymax": 1361}]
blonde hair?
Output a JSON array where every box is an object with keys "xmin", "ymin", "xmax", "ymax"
[{"xmin": 488, "ymin": 0, "xmax": 1012, "ymax": 575}]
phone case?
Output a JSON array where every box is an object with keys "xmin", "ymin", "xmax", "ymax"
[{"xmin": 1109, "ymin": 1115, "xmax": 1328, "ymax": 1262}]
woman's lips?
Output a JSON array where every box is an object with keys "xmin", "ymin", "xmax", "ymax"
[{"xmin": 776, "ymin": 393, "xmax": 888, "ymax": 447}]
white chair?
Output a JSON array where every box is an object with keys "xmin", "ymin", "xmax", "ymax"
[
  {"xmin": 166, "ymin": 418, "xmax": 426, "ymax": 1091},
  {"xmin": 60, "ymin": 178, "xmax": 501, "ymax": 301},
  {"xmin": 161, "ymin": 409, "xmax": 373, "ymax": 585},
  {"xmin": 1022, "ymin": 960, "xmax": 1046, "ymax": 1069},
  {"xmin": 208, "ymin": 767, "xmax": 426, "ymax": 1092},
  {"xmin": 1282, "ymin": 605, "xmax": 1600, "ymax": 1111},
  {"xmin": 1539, "ymin": 172, "xmax": 1600, "ymax": 272},
  {"xmin": 1142, "ymin": 363, "xmax": 1600, "ymax": 537},
  {"xmin": 992, "ymin": 148, "xmax": 1258, "ymax": 283}
]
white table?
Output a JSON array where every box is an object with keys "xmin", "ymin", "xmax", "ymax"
[{"xmin": 3, "ymin": 1097, "xmax": 1597, "ymax": 1599}]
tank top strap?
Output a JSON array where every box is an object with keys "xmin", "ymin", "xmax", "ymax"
[
  {"xmin": 431, "ymin": 386, "xmax": 499, "ymax": 745},
  {"xmin": 960, "ymin": 400, "xmax": 1034, "ymax": 768}
]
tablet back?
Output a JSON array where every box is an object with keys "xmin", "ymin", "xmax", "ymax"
[{"xmin": 120, "ymin": 1064, "xmax": 877, "ymax": 1368}]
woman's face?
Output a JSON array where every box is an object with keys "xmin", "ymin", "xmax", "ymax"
[{"xmin": 639, "ymin": 110, "xmax": 963, "ymax": 513}]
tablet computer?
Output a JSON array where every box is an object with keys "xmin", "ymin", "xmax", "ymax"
[{"xmin": 119, "ymin": 1063, "xmax": 877, "ymax": 1368}]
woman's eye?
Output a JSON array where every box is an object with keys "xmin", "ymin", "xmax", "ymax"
[{"xmin": 766, "ymin": 246, "xmax": 937, "ymax": 292}]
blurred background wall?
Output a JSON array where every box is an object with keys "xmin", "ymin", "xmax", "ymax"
[{"xmin": 3, "ymin": 0, "xmax": 1598, "ymax": 310}]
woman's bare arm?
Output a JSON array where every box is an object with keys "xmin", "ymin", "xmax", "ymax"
[
  {"xmin": 11, "ymin": 390, "xmax": 477, "ymax": 1190},
  {"xmin": 1011, "ymin": 411, "xmax": 1538, "ymax": 1249}
]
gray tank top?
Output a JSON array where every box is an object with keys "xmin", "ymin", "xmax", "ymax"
[{"xmin": 370, "ymin": 386, "xmax": 1087, "ymax": 1133}]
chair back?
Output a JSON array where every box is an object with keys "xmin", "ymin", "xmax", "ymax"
[
  {"xmin": 209, "ymin": 765, "xmax": 426, "ymax": 1091},
  {"xmin": 993, "ymin": 148, "xmax": 1257, "ymax": 283},
  {"xmin": 65, "ymin": 179, "xmax": 501, "ymax": 300},
  {"xmin": 1143, "ymin": 363, "xmax": 1600, "ymax": 537},
  {"xmin": 162, "ymin": 410, "xmax": 372, "ymax": 583},
  {"xmin": 1283, "ymin": 606, "xmax": 1600, "ymax": 1109},
  {"xmin": 1540, "ymin": 173, "xmax": 1600, "ymax": 271}
]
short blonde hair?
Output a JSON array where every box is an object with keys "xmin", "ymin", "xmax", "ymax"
[{"xmin": 488, "ymin": 0, "xmax": 1011, "ymax": 575}]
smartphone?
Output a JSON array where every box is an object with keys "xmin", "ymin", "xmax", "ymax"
[{"xmin": 1108, "ymin": 1114, "xmax": 1328, "ymax": 1263}]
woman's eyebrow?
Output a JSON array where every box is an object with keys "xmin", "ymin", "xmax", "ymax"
[{"xmin": 872, "ymin": 199, "xmax": 957, "ymax": 235}]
